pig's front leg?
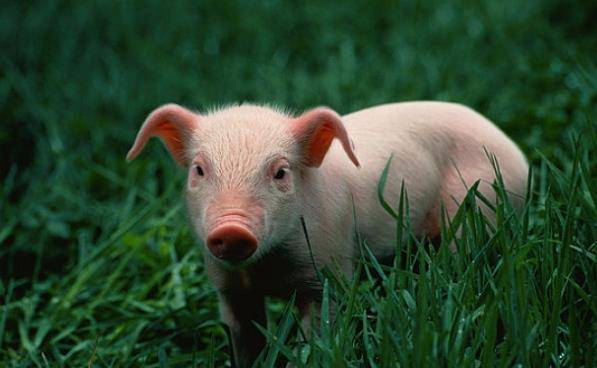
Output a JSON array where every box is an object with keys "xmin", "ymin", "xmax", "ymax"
[
  {"xmin": 297, "ymin": 298, "xmax": 336, "ymax": 340},
  {"xmin": 298, "ymin": 299, "xmax": 318, "ymax": 339},
  {"xmin": 219, "ymin": 291, "xmax": 266, "ymax": 367}
]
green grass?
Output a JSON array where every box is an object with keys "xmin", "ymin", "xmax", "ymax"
[{"xmin": 1, "ymin": 0, "xmax": 595, "ymax": 366}]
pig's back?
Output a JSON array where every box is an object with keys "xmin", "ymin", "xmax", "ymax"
[{"xmin": 320, "ymin": 101, "xmax": 528, "ymax": 257}]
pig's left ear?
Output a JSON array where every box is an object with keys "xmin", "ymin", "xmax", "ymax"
[
  {"xmin": 290, "ymin": 107, "xmax": 360, "ymax": 168},
  {"xmin": 126, "ymin": 104, "xmax": 200, "ymax": 166}
]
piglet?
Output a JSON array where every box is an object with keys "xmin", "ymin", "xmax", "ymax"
[{"xmin": 126, "ymin": 101, "xmax": 528, "ymax": 366}]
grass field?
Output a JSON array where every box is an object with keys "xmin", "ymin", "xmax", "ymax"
[{"xmin": 1, "ymin": 0, "xmax": 595, "ymax": 366}]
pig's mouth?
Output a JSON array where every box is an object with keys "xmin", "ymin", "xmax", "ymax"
[{"xmin": 206, "ymin": 211, "xmax": 260, "ymax": 263}]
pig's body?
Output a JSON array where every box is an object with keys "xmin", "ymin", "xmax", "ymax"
[
  {"xmin": 321, "ymin": 102, "xmax": 528, "ymax": 259},
  {"xmin": 127, "ymin": 101, "xmax": 528, "ymax": 366}
]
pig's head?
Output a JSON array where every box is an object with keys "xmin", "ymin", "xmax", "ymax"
[{"xmin": 127, "ymin": 103, "xmax": 359, "ymax": 266}]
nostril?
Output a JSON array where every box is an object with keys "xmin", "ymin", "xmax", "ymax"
[{"xmin": 207, "ymin": 237, "xmax": 225, "ymax": 256}]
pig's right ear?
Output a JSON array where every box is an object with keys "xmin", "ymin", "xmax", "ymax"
[{"xmin": 126, "ymin": 104, "xmax": 200, "ymax": 166}]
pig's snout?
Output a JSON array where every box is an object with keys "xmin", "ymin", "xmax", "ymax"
[{"xmin": 207, "ymin": 221, "xmax": 258, "ymax": 261}]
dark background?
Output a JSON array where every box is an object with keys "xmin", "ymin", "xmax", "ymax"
[{"xmin": 1, "ymin": 0, "xmax": 595, "ymax": 366}]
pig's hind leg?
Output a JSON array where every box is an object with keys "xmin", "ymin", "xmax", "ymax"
[{"xmin": 424, "ymin": 160, "xmax": 501, "ymax": 252}]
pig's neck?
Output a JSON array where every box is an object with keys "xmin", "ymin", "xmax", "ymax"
[{"xmin": 206, "ymin": 238, "xmax": 322, "ymax": 300}]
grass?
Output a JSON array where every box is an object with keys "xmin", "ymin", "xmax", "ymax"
[{"xmin": 1, "ymin": 0, "xmax": 595, "ymax": 366}]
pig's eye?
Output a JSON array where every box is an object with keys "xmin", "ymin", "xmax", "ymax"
[
  {"xmin": 273, "ymin": 168, "xmax": 286, "ymax": 180},
  {"xmin": 196, "ymin": 165, "xmax": 204, "ymax": 177}
]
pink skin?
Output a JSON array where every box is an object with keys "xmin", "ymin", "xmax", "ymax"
[
  {"xmin": 207, "ymin": 222, "xmax": 257, "ymax": 261},
  {"xmin": 126, "ymin": 104, "xmax": 199, "ymax": 165},
  {"xmin": 127, "ymin": 101, "xmax": 528, "ymax": 366},
  {"xmin": 290, "ymin": 108, "xmax": 359, "ymax": 168},
  {"xmin": 186, "ymin": 152, "xmax": 281, "ymax": 263},
  {"xmin": 203, "ymin": 193, "xmax": 263, "ymax": 262}
]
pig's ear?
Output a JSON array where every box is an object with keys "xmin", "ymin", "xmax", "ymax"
[
  {"xmin": 290, "ymin": 107, "xmax": 359, "ymax": 168},
  {"xmin": 126, "ymin": 104, "xmax": 200, "ymax": 166}
]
